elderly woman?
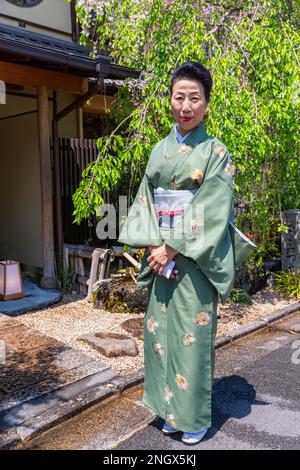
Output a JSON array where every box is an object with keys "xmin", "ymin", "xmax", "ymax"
[{"xmin": 118, "ymin": 62, "xmax": 256, "ymax": 445}]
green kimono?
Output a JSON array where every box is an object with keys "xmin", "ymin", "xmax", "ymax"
[{"xmin": 118, "ymin": 123, "xmax": 256, "ymax": 432}]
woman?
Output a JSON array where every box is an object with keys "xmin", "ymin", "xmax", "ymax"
[{"xmin": 118, "ymin": 62, "xmax": 256, "ymax": 445}]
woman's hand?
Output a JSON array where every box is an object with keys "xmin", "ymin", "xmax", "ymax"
[
  {"xmin": 147, "ymin": 244, "xmax": 178, "ymax": 276},
  {"xmin": 147, "ymin": 245, "xmax": 158, "ymax": 254}
]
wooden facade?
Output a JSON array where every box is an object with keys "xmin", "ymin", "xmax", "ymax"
[{"xmin": 0, "ymin": 2, "xmax": 139, "ymax": 286}]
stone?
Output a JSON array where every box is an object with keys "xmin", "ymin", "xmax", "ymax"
[
  {"xmin": 281, "ymin": 209, "xmax": 300, "ymax": 271},
  {"xmin": 233, "ymin": 328, "xmax": 296, "ymax": 351},
  {"xmin": 218, "ymin": 316, "xmax": 232, "ymax": 324},
  {"xmin": 271, "ymin": 311, "xmax": 300, "ymax": 333},
  {"xmin": 111, "ymin": 368, "xmax": 144, "ymax": 392},
  {"xmin": 79, "ymin": 331, "xmax": 139, "ymax": 357},
  {"xmin": 40, "ymin": 277, "xmax": 57, "ymax": 289},
  {"xmin": 0, "ymin": 428, "xmax": 20, "ymax": 449},
  {"xmin": 0, "ymin": 363, "xmax": 116, "ymax": 432},
  {"xmin": 0, "ymin": 280, "xmax": 61, "ymax": 316},
  {"xmin": 93, "ymin": 277, "xmax": 148, "ymax": 313},
  {"xmin": 234, "ymin": 263, "xmax": 266, "ymax": 295},
  {"xmin": 15, "ymin": 385, "xmax": 117, "ymax": 444},
  {"xmin": 120, "ymin": 318, "xmax": 144, "ymax": 340}
]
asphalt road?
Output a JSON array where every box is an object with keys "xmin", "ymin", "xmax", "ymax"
[{"xmin": 118, "ymin": 318, "xmax": 300, "ymax": 450}]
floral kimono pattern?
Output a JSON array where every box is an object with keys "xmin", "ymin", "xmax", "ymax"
[{"xmin": 118, "ymin": 123, "xmax": 256, "ymax": 432}]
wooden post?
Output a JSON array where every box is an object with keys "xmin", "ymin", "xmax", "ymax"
[
  {"xmin": 123, "ymin": 252, "xmax": 141, "ymax": 270},
  {"xmin": 37, "ymin": 86, "xmax": 56, "ymax": 288},
  {"xmin": 78, "ymin": 257, "xmax": 85, "ymax": 294},
  {"xmin": 78, "ymin": 107, "xmax": 84, "ymax": 139},
  {"xmin": 52, "ymin": 118, "xmax": 63, "ymax": 263},
  {"xmin": 99, "ymin": 250, "xmax": 114, "ymax": 280},
  {"xmin": 87, "ymin": 248, "xmax": 101, "ymax": 302},
  {"xmin": 63, "ymin": 245, "xmax": 69, "ymax": 272}
]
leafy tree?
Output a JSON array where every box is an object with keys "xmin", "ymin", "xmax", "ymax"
[{"xmin": 72, "ymin": 0, "xmax": 299, "ymax": 263}]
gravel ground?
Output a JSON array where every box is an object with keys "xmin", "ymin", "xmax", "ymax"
[{"xmin": 17, "ymin": 287, "xmax": 298, "ymax": 376}]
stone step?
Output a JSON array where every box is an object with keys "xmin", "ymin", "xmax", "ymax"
[
  {"xmin": 20, "ymin": 384, "xmax": 156, "ymax": 450},
  {"xmin": 0, "ymin": 363, "xmax": 117, "ymax": 432}
]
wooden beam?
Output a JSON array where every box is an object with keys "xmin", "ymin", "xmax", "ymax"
[
  {"xmin": 37, "ymin": 86, "xmax": 56, "ymax": 288},
  {"xmin": 0, "ymin": 61, "xmax": 88, "ymax": 94}
]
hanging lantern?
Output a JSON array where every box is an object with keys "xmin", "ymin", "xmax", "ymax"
[{"xmin": 0, "ymin": 260, "xmax": 24, "ymax": 301}]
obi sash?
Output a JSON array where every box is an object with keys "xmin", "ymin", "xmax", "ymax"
[{"xmin": 154, "ymin": 187, "xmax": 197, "ymax": 230}]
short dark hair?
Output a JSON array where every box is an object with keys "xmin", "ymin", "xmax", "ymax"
[{"xmin": 170, "ymin": 62, "xmax": 213, "ymax": 102}]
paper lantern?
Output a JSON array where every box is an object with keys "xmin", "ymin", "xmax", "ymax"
[{"xmin": 0, "ymin": 260, "xmax": 24, "ymax": 301}]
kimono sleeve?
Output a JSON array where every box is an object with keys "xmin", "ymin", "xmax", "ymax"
[
  {"xmin": 117, "ymin": 174, "xmax": 163, "ymax": 248},
  {"xmin": 165, "ymin": 145, "xmax": 253, "ymax": 302}
]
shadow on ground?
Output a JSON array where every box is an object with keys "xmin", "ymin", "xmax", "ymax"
[{"xmin": 148, "ymin": 375, "xmax": 269, "ymax": 444}]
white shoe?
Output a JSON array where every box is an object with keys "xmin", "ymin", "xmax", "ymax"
[
  {"xmin": 181, "ymin": 428, "xmax": 208, "ymax": 445},
  {"xmin": 162, "ymin": 422, "xmax": 178, "ymax": 434}
]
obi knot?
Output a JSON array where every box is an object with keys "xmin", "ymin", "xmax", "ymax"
[{"xmin": 156, "ymin": 209, "xmax": 184, "ymax": 216}]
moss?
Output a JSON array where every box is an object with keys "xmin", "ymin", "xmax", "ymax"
[{"xmin": 93, "ymin": 277, "xmax": 147, "ymax": 313}]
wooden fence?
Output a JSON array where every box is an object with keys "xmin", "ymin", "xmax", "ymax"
[{"xmin": 58, "ymin": 138, "xmax": 110, "ymax": 245}]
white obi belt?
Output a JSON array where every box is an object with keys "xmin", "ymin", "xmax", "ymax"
[{"xmin": 154, "ymin": 187, "xmax": 197, "ymax": 230}]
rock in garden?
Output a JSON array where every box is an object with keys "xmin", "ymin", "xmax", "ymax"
[
  {"xmin": 78, "ymin": 331, "xmax": 139, "ymax": 357},
  {"xmin": 218, "ymin": 316, "xmax": 232, "ymax": 324},
  {"xmin": 92, "ymin": 277, "xmax": 148, "ymax": 313},
  {"xmin": 121, "ymin": 317, "xmax": 144, "ymax": 340}
]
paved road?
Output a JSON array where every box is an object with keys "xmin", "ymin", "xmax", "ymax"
[{"xmin": 118, "ymin": 314, "xmax": 300, "ymax": 450}]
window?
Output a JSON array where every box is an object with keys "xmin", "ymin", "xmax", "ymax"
[{"xmin": 6, "ymin": 0, "xmax": 44, "ymax": 6}]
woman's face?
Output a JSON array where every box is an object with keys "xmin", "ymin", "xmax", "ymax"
[{"xmin": 171, "ymin": 78, "xmax": 208, "ymax": 135}]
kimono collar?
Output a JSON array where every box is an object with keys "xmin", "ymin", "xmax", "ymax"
[
  {"xmin": 172, "ymin": 122, "xmax": 208, "ymax": 148},
  {"xmin": 174, "ymin": 124, "xmax": 192, "ymax": 143}
]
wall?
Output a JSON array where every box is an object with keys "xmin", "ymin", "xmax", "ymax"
[
  {"xmin": 0, "ymin": 86, "xmax": 80, "ymax": 268},
  {"xmin": 0, "ymin": 0, "xmax": 73, "ymax": 41},
  {"xmin": 0, "ymin": 91, "xmax": 43, "ymax": 267}
]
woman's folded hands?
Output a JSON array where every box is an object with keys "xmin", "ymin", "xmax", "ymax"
[{"xmin": 147, "ymin": 244, "xmax": 179, "ymax": 278}]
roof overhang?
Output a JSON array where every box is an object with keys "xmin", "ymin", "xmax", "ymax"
[{"xmin": 0, "ymin": 23, "xmax": 140, "ymax": 80}]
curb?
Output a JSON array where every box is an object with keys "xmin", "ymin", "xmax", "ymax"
[
  {"xmin": 1, "ymin": 302, "xmax": 299, "ymax": 450},
  {"xmin": 215, "ymin": 301, "xmax": 300, "ymax": 348},
  {"xmin": 0, "ymin": 369, "xmax": 145, "ymax": 450}
]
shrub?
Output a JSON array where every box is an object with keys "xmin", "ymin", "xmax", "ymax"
[
  {"xmin": 227, "ymin": 286, "xmax": 253, "ymax": 305},
  {"xmin": 273, "ymin": 269, "xmax": 300, "ymax": 299}
]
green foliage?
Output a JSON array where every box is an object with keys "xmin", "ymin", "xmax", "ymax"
[
  {"xmin": 73, "ymin": 0, "xmax": 299, "ymax": 262},
  {"xmin": 227, "ymin": 286, "xmax": 253, "ymax": 305},
  {"xmin": 55, "ymin": 264, "xmax": 77, "ymax": 294},
  {"xmin": 273, "ymin": 269, "xmax": 300, "ymax": 299}
]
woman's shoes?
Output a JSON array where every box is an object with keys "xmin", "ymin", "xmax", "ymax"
[
  {"xmin": 162, "ymin": 422, "xmax": 208, "ymax": 444},
  {"xmin": 162, "ymin": 422, "xmax": 179, "ymax": 434},
  {"xmin": 181, "ymin": 428, "xmax": 208, "ymax": 445}
]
